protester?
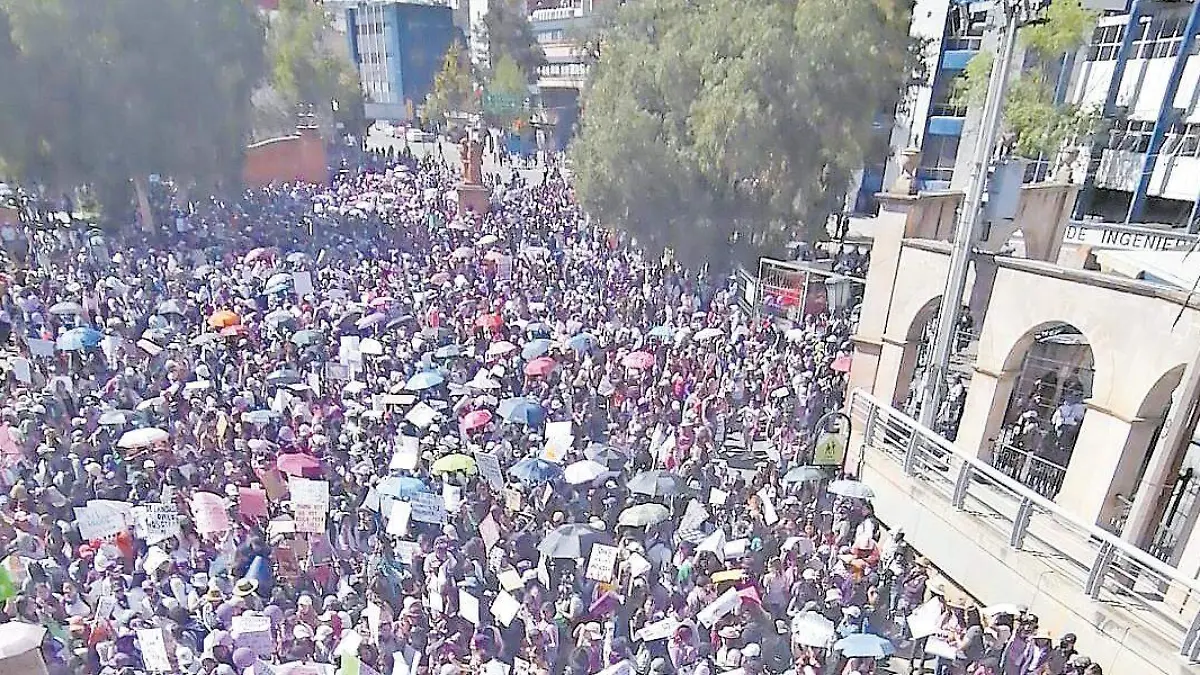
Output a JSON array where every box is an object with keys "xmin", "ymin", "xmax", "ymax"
[{"xmin": 0, "ymin": 143, "xmax": 1098, "ymax": 675}]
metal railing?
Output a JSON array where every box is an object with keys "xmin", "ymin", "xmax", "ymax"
[
  {"xmin": 989, "ymin": 441, "xmax": 1069, "ymax": 501},
  {"xmin": 849, "ymin": 389, "xmax": 1200, "ymax": 661}
]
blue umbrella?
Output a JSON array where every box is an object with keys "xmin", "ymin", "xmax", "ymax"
[
  {"xmin": 434, "ymin": 344, "xmax": 462, "ymax": 359},
  {"xmin": 406, "ymin": 370, "xmax": 445, "ymax": 391},
  {"xmin": 833, "ymin": 634, "xmax": 894, "ymax": 658},
  {"xmin": 522, "ymin": 338, "xmax": 553, "ymax": 360},
  {"xmin": 564, "ymin": 332, "xmax": 597, "ymax": 353},
  {"xmin": 648, "ymin": 325, "xmax": 675, "ymax": 339},
  {"xmin": 524, "ymin": 322, "xmax": 551, "ymax": 337},
  {"xmin": 56, "ymin": 327, "xmax": 103, "ymax": 351},
  {"xmin": 498, "ymin": 397, "xmax": 546, "ymax": 426},
  {"xmin": 378, "ymin": 476, "xmax": 428, "ymax": 500},
  {"xmin": 508, "ymin": 457, "xmax": 563, "ymax": 485}
]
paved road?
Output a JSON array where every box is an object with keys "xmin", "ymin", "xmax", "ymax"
[{"xmin": 363, "ymin": 129, "xmax": 546, "ymax": 185}]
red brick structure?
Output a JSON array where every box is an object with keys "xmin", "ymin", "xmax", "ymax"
[{"xmin": 242, "ymin": 125, "xmax": 328, "ymax": 187}]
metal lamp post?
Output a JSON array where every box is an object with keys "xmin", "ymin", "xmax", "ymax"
[{"xmin": 825, "ymin": 274, "xmax": 853, "ymax": 312}]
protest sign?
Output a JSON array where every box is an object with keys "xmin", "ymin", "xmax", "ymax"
[
  {"xmin": 757, "ymin": 488, "xmax": 779, "ymax": 526},
  {"xmin": 498, "ymin": 569, "xmax": 523, "ymax": 592},
  {"xmin": 458, "ymin": 590, "xmax": 480, "ymax": 625},
  {"xmin": 697, "ymin": 587, "xmax": 741, "ymax": 627},
  {"xmin": 490, "ymin": 590, "xmax": 520, "ymax": 627},
  {"xmin": 142, "ymin": 546, "xmax": 171, "ymax": 574},
  {"xmin": 409, "ymin": 492, "xmax": 446, "ymax": 524},
  {"xmin": 585, "ymin": 543, "xmax": 619, "ymax": 582},
  {"xmin": 485, "ymin": 661, "xmax": 511, "ymax": 675},
  {"xmin": 292, "ymin": 271, "xmax": 314, "ymax": 297},
  {"xmin": 473, "ymin": 451, "xmax": 504, "ymax": 489},
  {"xmin": 539, "ymin": 435, "xmax": 571, "ymax": 464},
  {"xmin": 627, "ymin": 552, "xmax": 652, "ymax": 578},
  {"xmin": 74, "ymin": 504, "xmax": 124, "ymax": 541},
  {"xmin": 137, "ymin": 628, "xmax": 172, "ymax": 672},
  {"xmin": 10, "ymin": 358, "xmax": 30, "ymax": 384},
  {"xmin": 679, "ymin": 499, "xmax": 709, "ymax": 533},
  {"xmin": 239, "ymin": 487, "xmax": 269, "ymax": 519},
  {"xmin": 191, "ymin": 493, "xmax": 232, "ymax": 535},
  {"xmin": 442, "ymin": 484, "xmax": 462, "ymax": 513},
  {"xmin": 709, "ymin": 487, "xmax": 729, "ymax": 506},
  {"xmin": 908, "ymin": 597, "xmax": 945, "ymax": 640},
  {"xmin": 503, "ymin": 488, "xmax": 522, "ymax": 512},
  {"xmin": 289, "ymin": 477, "xmax": 329, "ymax": 534},
  {"xmin": 479, "ymin": 515, "xmax": 501, "ymax": 551},
  {"xmin": 134, "ymin": 503, "xmax": 180, "ymax": 545},
  {"xmin": 232, "ymin": 615, "xmax": 274, "ymax": 657},
  {"xmin": 27, "ymin": 339, "xmax": 54, "ymax": 359},
  {"xmin": 405, "ymin": 402, "xmax": 437, "ymax": 428},
  {"xmin": 386, "ymin": 502, "xmax": 412, "ymax": 537},
  {"xmin": 546, "ymin": 420, "xmax": 572, "ymax": 440},
  {"xmin": 392, "ymin": 648, "xmax": 421, "ymax": 675},
  {"xmin": 637, "ymin": 616, "xmax": 680, "ymax": 642},
  {"xmin": 390, "ymin": 437, "xmax": 420, "ymax": 471},
  {"xmin": 394, "ymin": 541, "xmax": 419, "ymax": 564}
]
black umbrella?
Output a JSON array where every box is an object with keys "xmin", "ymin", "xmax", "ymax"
[
  {"xmin": 537, "ymin": 523, "xmax": 612, "ymax": 559},
  {"xmin": 627, "ymin": 470, "xmax": 691, "ymax": 498},
  {"xmin": 585, "ymin": 443, "xmax": 629, "ymax": 467}
]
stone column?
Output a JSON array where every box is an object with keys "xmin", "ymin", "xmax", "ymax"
[
  {"xmin": 872, "ymin": 337, "xmax": 919, "ymax": 409},
  {"xmin": 1055, "ymin": 404, "xmax": 1161, "ymax": 529}
]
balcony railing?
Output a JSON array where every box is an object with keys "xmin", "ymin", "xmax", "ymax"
[
  {"xmin": 849, "ymin": 389, "xmax": 1200, "ymax": 662},
  {"xmin": 989, "ymin": 441, "xmax": 1069, "ymax": 501}
]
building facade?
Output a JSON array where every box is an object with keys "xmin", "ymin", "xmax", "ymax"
[
  {"xmin": 527, "ymin": 1, "xmax": 600, "ymax": 149},
  {"xmin": 1069, "ymin": 0, "xmax": 1200, "ymax": 229},
  {"xmin": 344, "ymin": 1, "xmax": 460, "ymax": 121}
]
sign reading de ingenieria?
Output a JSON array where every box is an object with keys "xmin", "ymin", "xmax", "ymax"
[{"xmin": 1062, "ymin": 221, "xmax": 1199, "ymax": 252}]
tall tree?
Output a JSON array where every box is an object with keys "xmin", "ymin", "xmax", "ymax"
[
  {"xmin": 568, "ymin": 0, "xmax": 914, "ymax": 269},
  {"xmin": 953, "ymin": 0, "xmax": 1098, "ymax": 160},
  {"xmin": 480, "ymin": 0, "xmax": 545, "ymax": 83},
  {"xmin": 0, "ymin": 0, "xmax": 266, "ymax": 221},
  {"xmin": 425, "ymin": 40, "xmax": 477, "ymax": 127},
  {"xmin": 484, "ymin": 52, "xmax": 530, "ymax": 128},
  {"xmin": 267, "ymin": 0, "xmax": 364, "ymax": 132}
]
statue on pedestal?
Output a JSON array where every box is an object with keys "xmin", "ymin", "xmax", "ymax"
[{"xmin": 460, "ymin": 134, "xmax": 484, "ymax": 185}]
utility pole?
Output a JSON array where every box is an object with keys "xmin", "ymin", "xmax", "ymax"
[{"xmin": 917, "ymin": 1, "xmax": 1027, "ymax": 429}]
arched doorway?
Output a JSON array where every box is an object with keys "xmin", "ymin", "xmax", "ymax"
[
  {"xmin": 899, "ymin": 299, "xmax": 978, "ymax": 440},
  {"xmin": 992, "ymin": 322, "xmax": 1095, "ymax": 500}
]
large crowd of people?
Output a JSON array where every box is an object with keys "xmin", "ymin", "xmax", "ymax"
[{"xmin": 0, "ymin": 140, "xmax": 1102, "ymax": 675}]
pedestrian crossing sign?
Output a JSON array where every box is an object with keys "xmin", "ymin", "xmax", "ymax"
[{"xmin": 812, "ymin": 432, "xmax": 846, "ymax": 466}]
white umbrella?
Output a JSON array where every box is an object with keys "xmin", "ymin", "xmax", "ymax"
[
  {"xmin": 486, "ymin": 341, "xmax": 517, "ymax": 358},
  {"xmin": 791, "ymin": 612, "xmax": 836, "ymax": 647},
  {"xmin": 564, "ymin": 460, "xmax": 609, "ymax": 485},
  {"xmin": 476, "ymin": 234, "xmax": 499, "ymax": 247},
  {"xmin": 49, "ymin": 301, "xmax": 84, "ymax": 316},
  {"xmin": 360, "ymin": 338, "xmax": 384, "ymax": 356},
  {"xmin": 828, "ymin": 479, "xmax": 875, "ymax": 500},
  {"xmin": 118, "ymin": 427, "xmax": 169, "ymax": 449},
  {"xmin": 264, "ymin": 273, "xmax": 292, "ymax": 289},
  {"xmin": 467, "ymin": 375, "xmax": 501, "ymax": 391},
  {"xmin": 694, "ymin": 327, "xmax": 723, "ymax": 341},
  {"xmin": 618, "ymin": 503, "xmax": 671, "ymax": 527}
]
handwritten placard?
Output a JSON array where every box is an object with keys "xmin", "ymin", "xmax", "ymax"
[
  {"xmin": 232, "ymin": 614, "xmax": 274, "ymax": 657},
  {"xmin": 585, "ymin": 543, "xmax": 619, "ymax": 582},
  {"xmin": 409, "ymin": 492, "xmax": 446, "ymax": 524},
  {"xmin": 289, "ymin": 477, "xmax": 329, "ymax": 534}
]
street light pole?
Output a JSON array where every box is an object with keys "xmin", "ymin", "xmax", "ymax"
[{"xmin": 917, "ymin": 2, "xmax": 1023, "ymax": 430}]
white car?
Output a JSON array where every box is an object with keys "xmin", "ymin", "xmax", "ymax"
[
  {"xmin": 370, "ymin": 121, "xmax": 394, "ymax": 136},
  {"xmin": 406, "ymin": 128, "xmax": 435, "ymax": 143}
]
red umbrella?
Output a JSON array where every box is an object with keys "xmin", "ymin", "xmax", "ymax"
[
  {"xmin": 276, "ymin": 452, "xmax": 323, "ymax": 477},
  {"xmin": 460, "ymin": 409, "xmax": 493, "ymax": 433},
  {"xmin": 832, "ymin": 355, "xmax": 853, "ymax": 373},
  {"xmin": 525, "ymin": 356, "xmax": 557, "ymax": 377},
  {"xmin": 476, "ymin": 313, "xmax": 504, "ymax": 330},
  {"xmin": 621, "ymin": 351, "xmax": 655, "ymax": 370}
]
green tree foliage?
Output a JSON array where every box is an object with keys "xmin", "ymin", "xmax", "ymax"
[
  {"xmin": 268, "ymin": 0, "xmax": 364, "ymax": 132},
  {"xmin": 484, "ymin": 52, "xmax": 530, "ymax": 127},
  {"xmin": 481, "ymin": 0, "xmax": 545, "ymax": 83},
  {"xmin": 568, "ymin": 0, "xmax": 914, "ymax": 269},
  {"xmin": 425, "ymin": 40, "xmax": 477, "ymax": 127},
  {"xmin": 0, "ymin": 0, "xmax": 265, "ymax": 201},
  {"xmin": 953, "ymin": 0, "xmax": 1098, "ymax": 159}
]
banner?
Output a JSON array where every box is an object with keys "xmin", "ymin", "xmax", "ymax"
[
  {"xmin": 190, "ymin": 492, "xmax": 231, "ymax": 535},
  {"xmin": 74, "ymin": 505, "xmax": 125, "ymax": 541}
]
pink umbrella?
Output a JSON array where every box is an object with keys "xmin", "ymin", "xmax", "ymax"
[
  {"xmin": 244, "ymin": 247, "xmax": 275, "ymax": 263},
  {"xmin": 276, "ymin": 453, "xmax": 323, "ymax": 477},
  {"xmin": 525, "ymin": 356, "xmax": 557, "ymax": 377},
  {"xmin": 621, "ymin": 351, "xmax": 655, "ymax": 370},
  {"xmin": 460, "ymin": 409, "xmax": 493, "ymax": 433},
  {"xmin": 832, "ymin": 355, "xmax": 853, "ymax": 373}
]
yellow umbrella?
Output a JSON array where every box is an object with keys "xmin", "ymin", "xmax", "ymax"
[{"xmin": 430, "ymin": 453, "xmax": 477, "ymax": 475}]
